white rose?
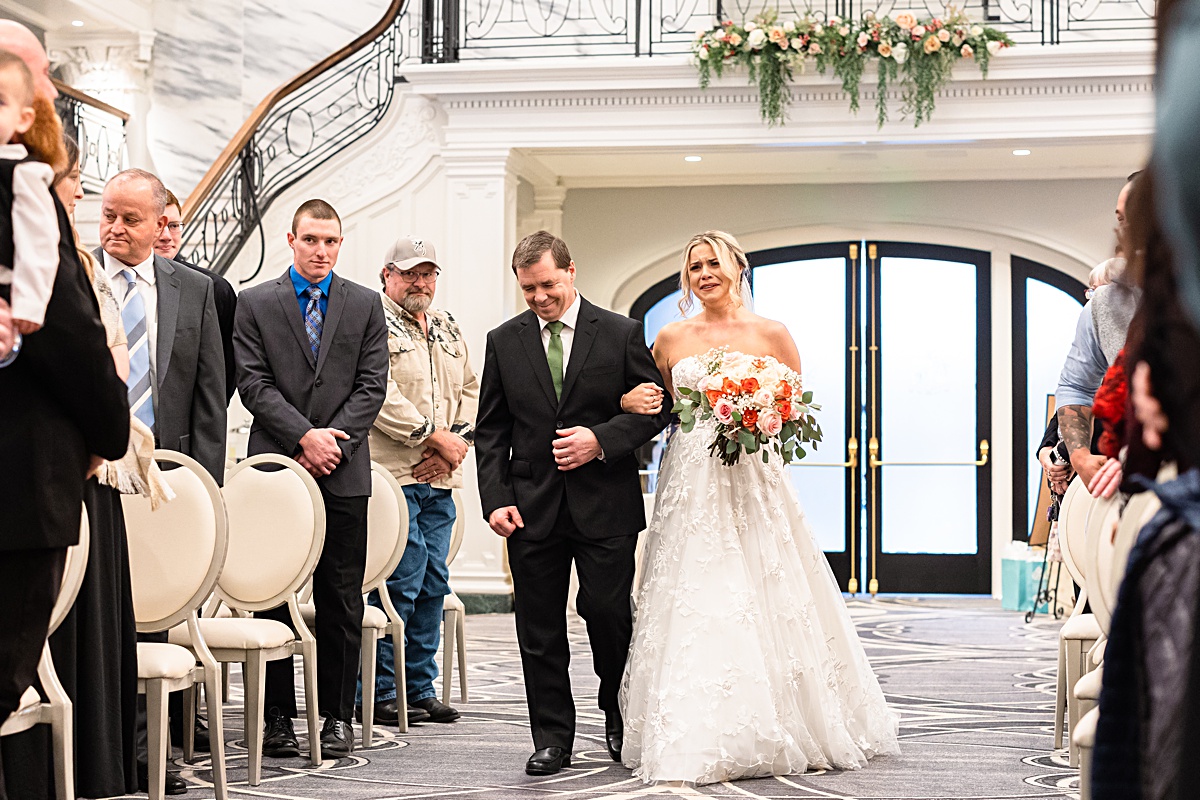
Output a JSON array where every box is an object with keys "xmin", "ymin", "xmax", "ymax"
[
  {"xmin": 698, "ymin": 44, "xmax": 709, "ymax": 60},
  {"xmin": 791, "ymin": 36, "xmax": 804, "ymax": 50},
  {"xmin": 747, "ymin": 27, "xmax": 767, "ymax": 48},
  {"xmin": 970, "ymin": 24, "xmax": 984, "ymax": 36},
  {"xmin": 745, "ymin": 21, "xmax": 758, "ymax": 31},
  {"xmin": 813, "ymin": 23, "xmax": 823, "ymax": 34},
  {"xmin": 892, "ymin": 41, "xmax": 908, "ymax": 63},
  {"xmin": 695, "ymin": 28, "xmax": 708, "ymax": 40},
  {"xmin": 830, "ymin": 15, "xmax": 842, "ymax": 25},
  {"xmin": 987, "ymin": 39, "xmax": 1003, "ymax": 55},
  {"xmin": 784, "ymin": 20, "xmax": 796, "ymax": 33},
  {"xmin": 838, "ymin": 25, "xmax": 850, "ymax": 36},
  {"xmin": 912, "ymin": 24, "xmax": 926, "ymax": 37},
  {"xmin": 754, "ymin": 388, "xmax": 774, "ymax": 407},
  {"xmin": 857, "ymin": 32, "xmax": 870, "ymax": 47},
  {"xmin": 696, "ymin": 375, "xmax": 710, "ymax": 392}
]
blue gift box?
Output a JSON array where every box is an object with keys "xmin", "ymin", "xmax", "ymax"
[{"xmin": 1001, "ymin": 553, "xmax": 1049, "ymax": 613}]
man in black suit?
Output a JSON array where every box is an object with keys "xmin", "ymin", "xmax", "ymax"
[
  {"xmin": 0, "ymin": 25, "xmax": 130, "ymax": 796},
  {"xmin": 155, "ymin": 189, "xmax": 237, "ymax": 402},
  {"xmin": 475, "ymin": 231, "xmax": 670, "ymax": 776},
  {"xmin": 233, "ymin": 199, "xmax": 388, "ymax": 757}
]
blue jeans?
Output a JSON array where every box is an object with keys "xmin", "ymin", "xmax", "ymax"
[{"xmin": 357, "ymin": 484, "xmax": 454, "ymax": 706}]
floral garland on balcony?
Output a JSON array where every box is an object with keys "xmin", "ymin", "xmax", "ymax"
[{"xmin": 693, "ymin": 8, "xmax": 1014, "ymax": 127}]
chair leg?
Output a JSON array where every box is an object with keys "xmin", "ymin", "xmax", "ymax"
[
  {"xmin": 204, "ymin": 669, "xmax": 228, "ymax": 800},
  {"xmin": 147, "ymin": 679, "xmax": 171, "ymax": 800},
  {"xmin": 1066, "ymin": 638, "xmax": 1083, "ymax": 768},
  {"xmin": 222, "ymin": 662, "xmax": 230, "ymax": 703},
  {"xmin": 182, "ymin": 684, "xmax": 196, "ymax": 762},
  {"xmin": 361, "ymin": 629, "xmax": 376, "ymax": 747},
  {"xmin": 51, "ymin": 696, "xmax": 75, "ymax": 800},
  {"xmin": 1079, "ymin": 742, "xmax": 1093, "ymax": 800},
  {"xmin": 301, "ymin": 640, "xmax": 322, "ymax": 766},
  {"xmin": 456, "ymin": 612, "xmax": 468, "ymax": 704},
  {"xmin": 244, "ymin": 655, "xmax": 266, "ymax": 787},
  {"xmin": 1054, "ymin": 637, "xmax": 1066, "ymax": 750},
  {"xmin": 393, "ymin": 621, "xmax": 408, "ymax": 734},
  {"xmin": 442, "ymin": 609, "xmax": 456, "ymax": 706}
]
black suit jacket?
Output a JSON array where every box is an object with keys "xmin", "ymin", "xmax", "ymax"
[
  {"xmin": 175, "ymin": 257, "xmax": 237, "ymax": 402},
  {"xmin": 1, "ymin": 201, "xmax": 129, "ymax": 550},
  {"xmin": 234, "ymin": 269, "xmax": 388, "ymax": 497},
  {"xmin": 475, "ymin": 296, "xmax": 670, "ymax": 541}
]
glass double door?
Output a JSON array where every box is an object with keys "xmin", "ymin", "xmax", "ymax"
[{"xmin": 753, "ymin": 241, "xmax": 992, "ymax": 594}]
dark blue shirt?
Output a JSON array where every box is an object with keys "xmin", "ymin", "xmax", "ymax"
[{"xmin": 289, "ymin": 265, "xmax": 332, "ymax": 319}]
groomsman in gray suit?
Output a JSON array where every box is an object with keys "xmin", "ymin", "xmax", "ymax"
[
  {"xmin": 233, "ymin": 199, "xmax": 388, "ymax": 757},
  {"xmin": 98, "ymin": 169, "xmax": 227, "ymax": 483}
]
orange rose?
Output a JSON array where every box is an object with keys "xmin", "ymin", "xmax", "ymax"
[
  {"xmin": 777, "ymin": 380, "xmax": 793, "ymax": 399},
  {"xmin": 777, "ymin": 400, "xmax": 792, "ymax": 419},
  {"xmin": 741, "ymin": 377, "xmax": 760, "ymax": 394},
  {"xmin": 706, "ymin": 389, "xmax": 723, "ymax": 406},
  {"xmin": 721, "ymin": 377, "xmax": 739, "ymax": 396},
  {"xmin": 742, "ymin": 409, "xmax": 759, "ymax": 431}
]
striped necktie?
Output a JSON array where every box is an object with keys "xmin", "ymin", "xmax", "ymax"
[
  {"xmin": 304, "ymin": 285, "xmax": 324, "ymax": 359},
  {"xmin": 120, "ymin": 269, "xmax": 155, "ymax": 430}
]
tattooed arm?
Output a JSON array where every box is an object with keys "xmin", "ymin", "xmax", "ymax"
[
  {"xmin": 1057, "ymin": 404, "xmax": 1108, "ymax": 487},
  {"xmin": 1054, "ymin": 304, "xmax": 1112, "ymax": 487}
]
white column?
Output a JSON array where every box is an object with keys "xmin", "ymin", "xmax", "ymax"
[
  {"xmin": 519, "ymin": 182, "xmax": 567, "ymax": 240},
  {"xmin": 46, "ymin": 30, "xmax": 159, "ymax": 173},
  {"xmin": 441, "ymin": 150, "xmax": 519, "ymax": 595}
]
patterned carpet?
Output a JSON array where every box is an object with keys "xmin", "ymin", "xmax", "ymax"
[{"xmin": 116, "ymin": 597, "xmax": 1079, "ymax": 799}]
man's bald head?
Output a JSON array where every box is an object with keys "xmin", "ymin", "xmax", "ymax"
[{"xmin": 0, "ymin": 21, "xmax": 55, "ymax": 100}]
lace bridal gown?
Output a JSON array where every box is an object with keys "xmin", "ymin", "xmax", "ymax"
[{"xmin": 619, "ymin": 353, "xmax": 900, "ymax": 785}]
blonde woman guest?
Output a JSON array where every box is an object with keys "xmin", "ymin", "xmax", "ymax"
[{"xmin": 617, "ymin": 231, "xmax": 899, "ymax": 785}]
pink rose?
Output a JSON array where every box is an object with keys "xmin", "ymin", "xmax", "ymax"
[
  {"xmin": 790, "ymin": 402, "xmax": 805, "ymax": 421},
  {"xmin": 893, "ymin": 12, "xmax": 917, "ymax": 30},
  {"xmin": 713, "ymin": 398, "xmax": 735, "ymax": 424},
  {"xmin": 754, "ymin": 388, "xmax": 774, "ymax": 407},
  {"xmin": 759, "ymin": 411, "xmax": 784, "ymax": 437},
  {"xmin": 696, "ymin": 375, "xmax": 710, "ymax": 392}
]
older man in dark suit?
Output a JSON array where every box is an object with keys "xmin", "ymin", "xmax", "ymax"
[
  {"xmin": 475, "ymin": 231, "xmax": 670, "ymax": 776},
  {"xmin": 233, "ymin": 198, "xmax": 388, "ymax": 756}
]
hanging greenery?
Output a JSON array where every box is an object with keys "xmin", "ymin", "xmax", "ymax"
[{"xmin": 693, "ymin": 8, "xmax": 1015, "ymax": 127}]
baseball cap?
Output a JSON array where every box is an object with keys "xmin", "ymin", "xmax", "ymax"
[{"xmin": 384, "ymin": 236, "xmax": 440, "ymax": 272}]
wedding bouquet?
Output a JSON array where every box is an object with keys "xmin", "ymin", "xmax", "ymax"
[{"xmin": 673, "ymin": 348, "xmax": 822, "ymax": 467}]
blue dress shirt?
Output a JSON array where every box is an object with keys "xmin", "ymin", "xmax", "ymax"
[
  {"xmin": 1055, "ymin": 302, "xmax": 1109, "ymax": 409},
  {"xmin": 289, "ymin": 265, "xmax": 332, "ymax": 319}
]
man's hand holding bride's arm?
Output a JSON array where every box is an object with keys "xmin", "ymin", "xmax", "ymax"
[
  {"xmin": 488, "ymin": 506, "xmax": 524, "ymax": 537},
  {"xmin": 622, "ymin": 383, "xmax": 663, "ymax": 415}
]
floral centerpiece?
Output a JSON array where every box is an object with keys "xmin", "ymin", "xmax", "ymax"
[
  {"xmin": 693, "ymin": 7, "xmax": 1014, "ymax": 127},
  {"xmin": 674, "ymin": 348, "xmax": 822, "ymax": 467}
]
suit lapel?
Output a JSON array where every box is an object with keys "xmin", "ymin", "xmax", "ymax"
[
  {"xmin": 314, "ymin": 274, "xmax": 347, "ymax": 377},
  {"xmin": 558, "ymin": 297, "xmax": 598, "ymax": 409},
  {"xmin": 274, "ymin": 273, "xmax": 316, "ymax": 369},
  {"xmin": 154, "ymin": 256, "xmax": 181, "ymax": 386},
  {"xmin": 518, "ymin": 312, "xmax": 559, "ymax": 410}
]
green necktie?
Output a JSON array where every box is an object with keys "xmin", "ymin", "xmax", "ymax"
[{"xmin": 547, "ymin": 320, "xmax": 565, "ymax": 400}]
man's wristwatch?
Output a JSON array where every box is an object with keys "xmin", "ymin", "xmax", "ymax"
[{"xmin": 0, "ymin": 331, "xmax": 23, "ymax": 368}]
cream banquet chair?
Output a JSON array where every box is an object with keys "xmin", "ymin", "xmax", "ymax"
[
  {"xmin": 123, "ymin": 451, "xmax": 229, "ymax": 800},
  {"xmin": 1054, "ymin": 478, "xmax": 1102, "ymax": 765},
  {"xmin": 1, "ymin": 508, "xmax": 90, "ymax": 800},
  {"xmin": 441, "ymin": 489, "xmax": 468, "ymax": 706},
  {"xmin": 168, "ymin": 454, "xmax": 326, "ymax": 784},
  {"xmin": 299, "ymin": 462, "xmax": 410, "ymax": 746}
]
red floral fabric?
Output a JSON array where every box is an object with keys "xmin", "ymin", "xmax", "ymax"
[{"xmin": 1092, "ymin": 348, "xmax": 1129, "ymax": 460}]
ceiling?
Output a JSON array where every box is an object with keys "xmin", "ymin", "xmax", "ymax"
[
  {"xmin": 0, "ymin": 0, "xmax": 145, "ymax": 35},
  {"xmin": 523, "ymin": 135, "xmax": 1151, "ymax": 189}
]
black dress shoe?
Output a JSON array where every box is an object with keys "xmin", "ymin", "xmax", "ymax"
[
  {"xmin": 137, "ymin": 764, "xmax": 188, "ymax": 795},
  {"xmin": 169, "ymin": 715, "xmax": 210, "ymax": 752},
  {"xmin": 320, "ymin": 714, "xmax": 354, "ymax": 757},
  {"xmin": 356, "ymin": 699, "xmax": 398, "ymax": 726},
  {"xmin": 526, "ymin": 746, "xmax": 571, "ymax": 775},
  {"xmin": 410, "ymin": 696, "xmax": 461, "ymax": 722},
  {"xmin": 262, "ymin": 708, "xmax": 300, "ymax": 758},
  {"xmin": 605, "ymin": 708, "xmax": 623, "ymax": 762}
]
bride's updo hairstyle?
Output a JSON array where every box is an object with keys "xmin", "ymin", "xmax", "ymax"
[{"xmin": 678, "ymin": 230, "xmax": 750, "ymax": 315}]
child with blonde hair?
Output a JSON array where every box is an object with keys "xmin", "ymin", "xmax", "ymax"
[{"xmin": 0, "ymin": 48, "xmax": 61, "ymax": 335}]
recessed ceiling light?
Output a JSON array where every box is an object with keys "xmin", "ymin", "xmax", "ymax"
[
  {"xmin": 1012, "ymin": 149, "xmax": 1031, "ymax": 156},
  {"xmin": 71, "ymin": 19, "xmax": 84, "ymax": 27},
  {"xmin": 684, "ymin": 156, "xmax": 702, "ymax": 162}
]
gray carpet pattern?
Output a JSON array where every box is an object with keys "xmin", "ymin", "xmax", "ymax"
[{"xmin": 111, "ymin": 597, "xmax": 1079, "ymax": 799}]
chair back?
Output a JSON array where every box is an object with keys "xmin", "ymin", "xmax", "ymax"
[
  {"xmin": 362, "ymin": 463, "xmax": 409, "ymax": 592},
  {"xmin": 447, "ymin": 489, "xmax": 465, "ymax": 566},
  {"xmin": 218, "ymin": 454, "xmax": 325, "ymax": 612},
  {"xmin": 1102, "ymin": 491, "xmax": 1162, "ymax": 618},
  {"xmin": 1057, "ymin": 478, "xmax": 1093, "ymax": 593},
  {"xmin": 123, "ymin": 451, "xmax": 229, "ymax": 633},
  {"xmin": 1084, "ymin": 493, "xmax": 1121, "ymax": 632},
  {"xmin": 47, "ymin": 507, "xmax": 91, "ymax": 636}
]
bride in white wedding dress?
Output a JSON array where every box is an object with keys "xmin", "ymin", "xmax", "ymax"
[{"xmin": 617, "ymin": 231, "xmax": 899, "ymax": 785}]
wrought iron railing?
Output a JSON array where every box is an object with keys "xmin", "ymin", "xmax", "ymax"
[
  {"xmin": 53, "ymin": 79, "xmax": 128, "ymax": 195},
  {"xmin": 181, "ymin": 0, "xmax": 1153, "ymax": 278}
]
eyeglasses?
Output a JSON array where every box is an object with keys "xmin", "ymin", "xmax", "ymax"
[
  {"xmin": 166, "ymin": 222, "xmax": 183, "ymax": 233},
  {"xmin": 387, "ymin": 265, "xmax": 440, "ymax": 284}
]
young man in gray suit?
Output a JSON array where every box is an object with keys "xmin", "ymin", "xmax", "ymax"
[{"xmin": 233, "ymin": 199, "xmax": 388, "ymax": 756}]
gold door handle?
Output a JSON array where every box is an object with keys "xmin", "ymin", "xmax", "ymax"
[
  {"xmin": 790, "ymin": 437, "xmax": 858, "ymax": 469},
  {"xmin": 868, "ymin": 438, "xmax": 988, "ymax": 468}
]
